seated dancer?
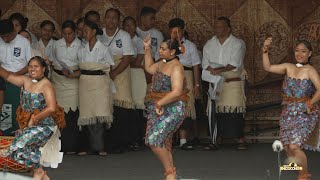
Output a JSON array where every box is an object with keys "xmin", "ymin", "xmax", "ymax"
[
  {"xmin": 0, "ymin": 56, "xmax": 65, "ymax": 180},
  {"xmin": 263, "ymin": 37, "xmax": 320, "ymax": 180},
  {"xmin": 144, "ymin": 35, "xmax": 189, "ymax": 180}
]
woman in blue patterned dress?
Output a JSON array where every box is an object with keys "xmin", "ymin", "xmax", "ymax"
[
  {"xmin": 263, "ymin": 38, "xmax": 320, "ymax": 180},
  {"xmin": 144, "ymin": 35, "xmax": 189, "ymax": 180},
  {"xmin": 0, "ymin": 56, "xmax": 63, "ymax": 180}
]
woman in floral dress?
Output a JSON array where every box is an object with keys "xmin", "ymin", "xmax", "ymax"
[
  {"xmin": 0, "ymin": 56, "xmax": 65, "ymax": 180},
  {"xmin": 144, "ymin": 35, "xmax": 189, "ymax": 180},
  {"xmin": 262, "ymin": 38, "xmax": 320, "ymax": 180}
]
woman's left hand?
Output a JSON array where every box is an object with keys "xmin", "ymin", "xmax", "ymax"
[
  {"xmin": 28, "ymin": 114, "xmax": 38, "ymax": 126},
  {"xmin": 143, "ymin": 34, "xmax": 151, "ymax": 49},
  {"xmin": 306, "ymin": 106, "xmax": 311, "ymax": 114},
  {"xmin": 155, "ymin": 107, "xmax": 164, "ymax": 116}
]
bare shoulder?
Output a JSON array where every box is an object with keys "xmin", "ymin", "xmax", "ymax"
[
  {"xmin": 41, "ymin": 79, "xmax": 55, "ymax": 93},
  {"xmin": 172, "ymin": 61, "xmax": 184, "ymax": 71},
  {"xmin": 21, "ymin": 75, "xmax": 33, "ymax": 88},
  {"xmin": 305, "ymin": 64, "xmax": 318, "ymax": 73}
]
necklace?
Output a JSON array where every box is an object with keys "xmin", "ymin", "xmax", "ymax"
[
  {"xmin": 296, "ymin": 61, "xmax": 309, "ymax": 68},
  {"xmin": 163, "ymin": 56, "xmax": 177, "ymax": 63},
  {"xmin": 31, "ymin": 76, "xmax": 45, "ymax": 83}
]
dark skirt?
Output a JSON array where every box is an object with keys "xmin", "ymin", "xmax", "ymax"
[
  {"xmin": 78, "ymin": 122, "xmax": 107, "ymax": 152},
  {"xmin": 216, "ymin": 113, "xmax": 245, "ymax": 139},
  {"xmin": 60, "ymin": 108, "xmax": 79, "ymax": 152},
  {"xmin": 105, "ymin": 106, "xmax": 135, "ymax": 151}
]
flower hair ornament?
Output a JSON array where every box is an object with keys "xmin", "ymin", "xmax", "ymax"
[{"xmin": 171, "ymin": 27, "xmax": 185, "ymax": 54}]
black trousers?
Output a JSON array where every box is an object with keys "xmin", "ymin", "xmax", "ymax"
[
  {"xmin": 216, "ymin": 113, "xmax": 245, "ymax": 139},
  {"xmin": 131, "ymin": 109, "xmax": 147, "ymax": 145}
]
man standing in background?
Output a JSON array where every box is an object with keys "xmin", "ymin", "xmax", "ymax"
[{"xmin": 202, "ymin": 16, "xmax": 247, "ymax": 151}]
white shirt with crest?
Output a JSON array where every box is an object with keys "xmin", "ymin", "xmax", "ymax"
[
  {"xmin": 136, "ymin": 27, "xmax": 163, "ymax": 59},
  {"xmin": 178, "ymin": 38, "xmax": 201, "ymax": 67},
  {"xmin": 98, "ymin": 28, "xmax": 134, "ymax": 57},
  {"xmin": 0, "ymin": 34, "xmax": 32, "ymax": 72}
]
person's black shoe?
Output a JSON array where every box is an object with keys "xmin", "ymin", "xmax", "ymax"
[
  {"xmin": 203, "ymin": 144, "xmax": 219, "ymax": 151},
  {"xmin": 180, "ymin": 143, "xmax": 194, "ymax": 150},
  {"xmin": 236, "ymin": 143, "xmax": 248, "ymax": 151},
  {"xmin": 128, "ymin": 143, "xmax": 141, "ymax": 151},
  {"xmin": 112, "ymin": 147, "xmax": 126, "ymax": 154}
]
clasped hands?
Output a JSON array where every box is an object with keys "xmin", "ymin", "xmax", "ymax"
[
  {"xmin": 155, "ymin": 102, "xmax": 164, "ymax": 116},
  {"xmin": 207, "ymin": 66, "xmax": 221, "ymax": 75},
  {"xmin": 28, "ymin": 114, "xmax": 38, "ymax": 127}
]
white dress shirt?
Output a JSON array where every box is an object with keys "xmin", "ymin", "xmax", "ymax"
[
  {"xmin": 132, "ymin": 35, "xmax": 144, "ymax": 58},
  {"xmin": 77, "ymin": 40, "xmax": 114, "ymax": 65},
  {"xmin": 202, "ymin": 34, "xmax": 246, "ymax": 71},
  {"xmin": 34, "ymin": 38, "xmax": 56, "ymax": 61},
  {"xmin": 52, "ymin": 38, "xmax": 82, "ymax": 69}
]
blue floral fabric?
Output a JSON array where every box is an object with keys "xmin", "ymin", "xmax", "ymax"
[
  {"xmin": 7, "ymin": 89, "xmax": 54, "ymax": 168},
  {"xmin": 145, "ymin": 72, "xmax": 187, "ymax": 151},
  {"xmin": 280, "ymin": 77, "xmax": 320, "ymax": 151}
]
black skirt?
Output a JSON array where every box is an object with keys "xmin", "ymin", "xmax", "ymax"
[
  {"xmin": 216, "ymin": 113, "xmax": 245, "ymax": 139},
  {"xmin": 60, "ymin": 108, "xmax": 79, "ymax": 152}
]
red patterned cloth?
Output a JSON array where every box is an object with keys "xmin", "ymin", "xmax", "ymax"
[{"xmin": 0, "ymin": 136, "xmax": 29, "ymax": 172}]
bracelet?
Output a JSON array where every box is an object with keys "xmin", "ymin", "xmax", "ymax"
[
  {"xmin": 155, "ymin": 102, "xmax": 162, "ymax": 109},
  {"xmin": 144, "ymin": 47, "xmax": 151, "ymax": 51},
  {"xmin": 306, "ymin": 100, "xmax": 314, "ymax": 110}
]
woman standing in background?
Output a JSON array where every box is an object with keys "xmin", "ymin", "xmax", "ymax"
[
  {"xmin": 77, "ymin": 19, "xmax": 114, "ymax": 156},
  {"xmin": 51, "ymin": 20, "xmax": 82, "ymax": 154},
  {"xmin": 123, "ymin": 16, "xmax": 147, "ymax": 150}
]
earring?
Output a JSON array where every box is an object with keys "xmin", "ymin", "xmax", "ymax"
[{"xmin": 170, "ymin": 53, "xmax": 173, "ymax": 55}]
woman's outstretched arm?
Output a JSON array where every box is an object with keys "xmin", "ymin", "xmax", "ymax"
[
  {"xmin": 0, "ymin": 66, "xmax": 27, "ymax": 87},
  {"xmin": 262, "ymin": 37, "xmax": 288, "ymax": 74}
]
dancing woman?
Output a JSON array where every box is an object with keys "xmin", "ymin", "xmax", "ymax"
[
  {"xmin": 262, "ymin": 38, "xmax": 320, "ymax": 180},
  {"xmin": 144, "ymin": 35, "xmax": 189, "ymax": 180},
  {"xmin": 0, "ymin": 56, "xmax": 65, "ymax": 180}
]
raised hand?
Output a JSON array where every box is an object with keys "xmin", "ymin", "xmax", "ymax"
[
  {"xmin": 143, "ymin": 34, "xmax": 151, "ymax": 49},
  {"xmin": 262, "ymin": 35, "xmax": 272, "ymax": 53}
]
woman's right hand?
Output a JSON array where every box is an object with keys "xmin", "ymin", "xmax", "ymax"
[
  {"xmin": 262, "ymin": 36, "xmax": 272, "ymax": 53},
  {"xmin": 143, "ymin": 34, "xmax": 151, "ymax": 49}
]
